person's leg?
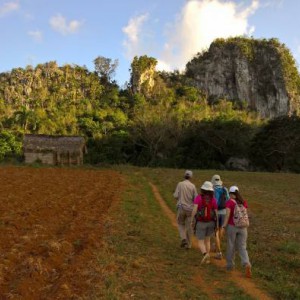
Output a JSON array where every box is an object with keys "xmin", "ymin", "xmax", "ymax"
[
  {"xmin": 196, "ymin": 222, "xmax": 206, "ymax": 253},
  {"xmin": 176, "ymin": 207, "xmax": 187, "ymax": 246},
  {"xmin": 196, "ymin": 222, "xmax": 210, "ymax": 264},
  {"xmin": 198, "ymin": 239, "xmax": 206, "ymax": 253},
  {"xmin": 204, "ymin": 236, "xmax": 211, "ymax": 258},
  {"xmin": 199, "ymin": 239, "xmax": 210, "ymax": 264},
  {"xmin": 236, "ymin": 228, "xmax": 252, "ymax": 277},
  {"xmin": 205, "ymin": 221, "xmax": 215, "ymax": 253},
  {"xmin": 215, "ymin": 214, "xmax": 225, "ymax": 259},
  {"xmin": 185, "ymin": 211, "xmax": 193, "ymax": 248},
  {"xmin": 215, "ymin": 229, "xmax": 221, "ymax": 251},
  {"xmin": 202, "ymin": 222, "xmax": 215, "ymax": 263},
  {"xmin": 226, "ymin": 225, "xmax": 237, "ymax": 270}
]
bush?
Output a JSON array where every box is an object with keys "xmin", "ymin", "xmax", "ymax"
[
  {"xmin": 0, "ymin": 131, "xmax": 22, "ymax": 161},
  {"xmin": 250, "ymin": 116, "xmax": 300, "ymax": 172},
  {"xmin": 175, "ymin": 119, "xmax": 256, "ymax": 169}
]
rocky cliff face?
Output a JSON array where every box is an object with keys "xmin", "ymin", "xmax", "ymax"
[
  {"xmin": 186, "ymin": 38, "xmax": 300, "ymax": 118},
  {"xmin": 130, "ymin": 56, "xmax": 157, "ymax": 95}
]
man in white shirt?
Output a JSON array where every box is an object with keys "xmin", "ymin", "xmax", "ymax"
[{"xmin": 173, "ymin": 170, "xmax": 198, "ymax": 249}]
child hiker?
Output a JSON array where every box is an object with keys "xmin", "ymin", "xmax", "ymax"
[
  {"xmin": 222, "ymin": 185, "xmax": 252, "ymax": 278},
  {"xmin": 191, "ymin": 181, "xmax": 218, "ymax": 264}
]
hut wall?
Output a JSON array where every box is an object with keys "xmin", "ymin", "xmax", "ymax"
[{"xmin": 24, "ymin": 152, "xmax": 55, "ymax": 165}]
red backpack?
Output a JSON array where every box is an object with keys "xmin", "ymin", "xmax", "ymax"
[{"xmin": 197, "ymin": 196, "xmax": 216, "ymax": 222}]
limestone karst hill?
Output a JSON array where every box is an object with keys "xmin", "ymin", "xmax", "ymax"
[{"xmin": 185, "ymin": 37, "xmax": 300, "ymax": 118}]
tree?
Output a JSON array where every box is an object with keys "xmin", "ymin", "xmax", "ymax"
[
  {"xmin": 13, "ymin": 105, "xmax": 37, "ymax": 133},
  {"xmin": 93, "ymin": 56, "xmax": 119, "ymax": 83},
  {"xmin": 129, "ymin": 102, "xmax": 182, "ymax": 166}
]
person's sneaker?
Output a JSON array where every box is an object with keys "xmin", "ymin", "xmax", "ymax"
[
  {"xmin": 245, "ymin": 264, "xmax": 252, "ymax": 278},
  {"xmin": 226, "ymin": 265, "xmax": 233, "ymax": 271},
  {"xmin": 214, "ymin": 252, "xmax": 222, "ymax": 260},
  {"xmin": 201, "ymin": 253, "xmax": 210, "ymax": 264},
  {"xmin": 180, "ymin": 239, "xmax": 188, "ymax": 248}
]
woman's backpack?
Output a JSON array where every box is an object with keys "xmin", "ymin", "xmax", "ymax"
[
  {"xmin": 197, "ymin": 197, "xmax": 216, "ymax": 222},
  {"xmin": 233, "ymin": 200, "xmax": 249, "ymax": 227},
  {"xmin": 215, "ymin": 187, "xmax": 227, "ymax": 210}
]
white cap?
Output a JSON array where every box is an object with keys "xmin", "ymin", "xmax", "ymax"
[
  {"xmin": 184, "ymin": 170, "xmax": 193, "ymax": 178},
  {"xmin": 229, "ymin": 186, "xmax": 239, "ymax": 193},
  {"xmin": 201, "ymin": 181, "xmax": 214, "ymax": 191}
]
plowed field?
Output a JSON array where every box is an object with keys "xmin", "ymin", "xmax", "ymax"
[{"xmin": 0, "ymin": 166, "xmax": 123, "ymax": 299}]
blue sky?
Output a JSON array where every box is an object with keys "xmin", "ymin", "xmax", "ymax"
[{"xmin": 0, "ymin": 0, "xmax": 299, "ymax": 86}]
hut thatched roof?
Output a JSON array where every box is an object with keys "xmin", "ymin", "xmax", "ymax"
[{"xmin": 23, "ymin": 134, "xmax": 86, "ymax": 154}]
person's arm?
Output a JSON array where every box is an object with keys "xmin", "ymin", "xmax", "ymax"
[
  {"xmin": 190, "ymin": 204, "xmax": 198, "ymax": 226},
  {"xmin": 215, "ymin": 209, "xmax": 219, "ymax": 228},
  {"xmin": 224, "ymin": 187, "xmax": 230, "ymax": 200},
  {"xmin": 173, "ymin": 183, "xmax": 180, "ymax": 199},
  {"xmin": 222, "ymin": 207, "xmax": 230, "ymax": 228}
]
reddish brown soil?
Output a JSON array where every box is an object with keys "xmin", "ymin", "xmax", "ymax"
[{"xmin": 0, "ymin": 166, "xmax": 123, "ymax": 300}]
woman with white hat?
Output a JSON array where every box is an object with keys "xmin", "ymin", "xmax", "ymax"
[{"xmin": 191, "ymin": 181, "xmax": 218, "ymax": 264}]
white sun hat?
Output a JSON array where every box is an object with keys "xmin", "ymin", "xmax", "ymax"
[
  {"xmin": 201, "ymin": 181, "xmax": 214, "ymax": 191},
  {"xmin": 211, "ymin": 174, "xmax": 223, "ymax": 186}
]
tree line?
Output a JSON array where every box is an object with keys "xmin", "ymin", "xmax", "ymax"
[{"xmin": 0, "ymin": 38, "xmax": 300, "ymax": 173}]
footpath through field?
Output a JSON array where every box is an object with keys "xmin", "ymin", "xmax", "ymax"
[{"xmin": 149, "ymin": 182, "xmax": 273, "ymax": 300}]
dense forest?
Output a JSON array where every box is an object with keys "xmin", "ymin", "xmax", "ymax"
[{"xmin": 1, "ymin": 37, "xmax": 300, "ymax": 172}]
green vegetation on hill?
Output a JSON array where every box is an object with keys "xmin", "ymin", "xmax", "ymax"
[{"xmin": 0, "ymin": 37, "xmax": 300, "ymax": 172}]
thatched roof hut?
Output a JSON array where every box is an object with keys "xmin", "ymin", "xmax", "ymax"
[{"xmin": 23, "ymin": 134, "xmax": 87, "ymax": 165}]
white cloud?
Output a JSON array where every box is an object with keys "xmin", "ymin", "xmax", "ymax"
[
  {"xmin": 122, "ymin": 13, "xmax": 149, "ymax": 59},
  {"xmin": 0, "ymin": 1, "xmax": 19, "ymax": 17},
  {"xmin": 50, "ymin": 14, "xmax": 84, "ymax": 35},
  {"xmin": 156, "ymin": 59, "xmax": 172, "ymax": 72},
  {"xmin": 160, "ymin": 0, "xmax": 259, "ymax": 71},
  {"xmin": 122, "ymin": 0, "xmax": 260, "ymax": 72},
  {"xmin": 28, "ymin": 30, "xmax": 43, "ymax": 42}
]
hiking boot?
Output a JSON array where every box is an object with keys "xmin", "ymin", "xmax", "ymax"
[
  {"xmin": 245, "ymin": 264, "xmax": 252, "ymax": 278},
  {"xmin": 201, "ymin": 253, "xmax": 210, "ymax": 264},
  {"xmin": 184, "ymin": 244, "xmax": 191, "ymax": 250},
  {"xmin": 180, "ymin": 239, "xmax": 188, "ymax": 248},
  {"xmin": 214, "ymin": 252, "xmax": 222, "ymax": 260}
]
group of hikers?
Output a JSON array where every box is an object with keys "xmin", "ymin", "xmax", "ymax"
[{"xmin": 173, "ymin": 170, "xmax": 252, "ymax": 278}]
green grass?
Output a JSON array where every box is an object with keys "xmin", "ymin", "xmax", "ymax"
[{"xmin": 114, "ymin": 166, "xmax": 300, "ymax": 300}]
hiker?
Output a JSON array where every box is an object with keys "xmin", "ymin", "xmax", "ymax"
[
  {"xmin": 173, "ymin": 170, "xmax": 198, "ymax": 249},
  {"xmin": 222, "ymin": 185, "xmax": 252, "ymax": 278},
  {"xmin": 191, "ymin": 181, "xmax": 218, "ymax": 264},
  {"xmin": 211, "ymin": 174, "xmax": 229, "ymax": 259}
]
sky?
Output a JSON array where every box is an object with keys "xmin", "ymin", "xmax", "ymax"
[{"xmin": 0, "ymin": 0, "xmax": 300, "ymax": 86}]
